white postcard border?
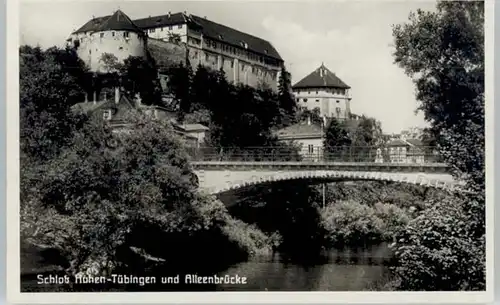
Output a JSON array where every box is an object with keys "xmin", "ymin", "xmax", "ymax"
[{"xmin": 6, "ymin": 0, "xmax": 495, "ymax": 303}]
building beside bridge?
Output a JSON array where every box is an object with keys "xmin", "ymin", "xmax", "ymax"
[
  {"xmin": 67, "ymin": 9, "xmax": 283, "ymax": 91},
  {"xmin": 276, "ymin": 117, "xmax": 324, "ymax": 162},
  {"xmin": 292, "ymin": 64, "xmax": 352, "ymax": 119}
]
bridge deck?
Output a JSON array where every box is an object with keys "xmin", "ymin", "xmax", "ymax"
[{"xmin": 191, "ymin": 161, "xmax": 450, "ymax": 172}]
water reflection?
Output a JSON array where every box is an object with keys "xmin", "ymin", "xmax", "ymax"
[{"xmin": 216, "ymin": 243, "xmax": 393, "ymax": 291}]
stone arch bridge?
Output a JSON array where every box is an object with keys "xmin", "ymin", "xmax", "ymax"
[{"xmin": 191, "ymin": 161, "xmax": 462, "ymax": 195}]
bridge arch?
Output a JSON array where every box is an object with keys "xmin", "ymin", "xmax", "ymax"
[{"xmin": 195, "ymin": 169, "xmax": 462, "ymax": 195}]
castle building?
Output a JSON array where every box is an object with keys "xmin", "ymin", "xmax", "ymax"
[
  {"xmin": 292, "ymin": 64, "xmax": 351, "ymax": 119},
  {"xmin": 67, "ymin": 10, "xmax": 148, "ymax": 73},
  {"xmin": 68, "ymin": 10, "xmax": 283, "ymax": 91}
]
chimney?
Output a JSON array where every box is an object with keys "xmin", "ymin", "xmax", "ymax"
[
  {"xmin": 103, "ymin": 92, "xmax": 107, "ymax": 102},
  {"xmin": 115, "ymin": 87, "xmax": 120, "ymax": 104},
  {"xmin": 168, "ymin": 11, "xmax": 171, "ymax": 18},
  {"xmin": 93, "ymin": 91, "xmax": 97, "ymax": 105},
  {"xmin": 307, "ymin": 116, "xmax": 311, "ymax": 126}
]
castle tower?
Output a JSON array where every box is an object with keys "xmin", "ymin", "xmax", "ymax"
[
  {"xmin": 67, "ymin": 10, "xmax": 147, "ymax": 73},
  {"xmin": 292, "ymin": 63, "xmax": 351, "ymax": 120}
]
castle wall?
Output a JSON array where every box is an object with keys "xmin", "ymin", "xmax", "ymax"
[
  {"xmin": 148, "ymin": 38, "xmax": 187, "ymax": 71},
  {"xmin": 89, "ymin": 30, "xmax": 147, "ymax": 72},
  {"xmin": 200, "ymin": 37, "xmax": 281, "ymax": 90},
  {"xmin": 294, "ymin": 88, "xmax": 351, "ymax": 119},
  {"xmin": 69, "ymin": 30, "xmax": 147, "ymax": 73}
]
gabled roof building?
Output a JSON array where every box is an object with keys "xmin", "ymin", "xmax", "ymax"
[
  {"xmin": 67, "ymin": 9, "xmax": 284, "ymax": 91},
  {"xmin": 292, "ymin": 64, "xmax": 352, "ymax": 120}
]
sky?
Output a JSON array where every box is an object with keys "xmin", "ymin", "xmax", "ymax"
[{"xmin": 19, "ymin": 0, "xmax": 438, "ymax": 134}]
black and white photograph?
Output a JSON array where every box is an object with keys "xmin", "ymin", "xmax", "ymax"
[{"xmin": 7, "ymin": 0, "xmax": 493, "ymax": 302}]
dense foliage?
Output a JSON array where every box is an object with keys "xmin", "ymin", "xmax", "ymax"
[
  {"xmin": 165, "ymin": 63, "xmax": 300, "ymax": 154},
  {"xmin": 20, "ymin": 46, "xmax": 90, "ymax": 161},
  {"xmin": 97, "ymin": 52, "xmax": 163, "ymax": 107},
  {"xmin": 391, "ymin": 0, "xmax": 485, "ymax": 290},
  {"xmin": 19, "ymin": 46, "xmax": 274, "ymax": 290}
]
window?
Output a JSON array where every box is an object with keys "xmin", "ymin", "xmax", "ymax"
[
  {"xmin": 231, "ymin": 61, "xmax": 234, "ymax": 68},
  {"xmin": 316, "ymin": 99, "xmax": 319, "ymax": 102},
  {"xmin": 316, "ymin": 91, "xmax": 318, "ymax": 94},
  {"xmin": 100, "ymin": 33, "xmax": 104, "ymax": 38},
  {"xmin": 303, "ymin": 98, "xmax": 308, "ymax": 102},
  {"xmin": 149, "ymin": 28, "xmax": 155, "ymax": 33},
  {"xmin": 205, "ymin": 53, "xmax": 209, "ymax": 61},
  {"xmin": 336, "ymin": 107, "xmax": 341, "ymax": 113},
  {"xmin": 178, "ymin": 24, "xmax": 183, "ymax": 29},
  {"xmin": 168, "ymin": 26, "xmax": 173, "ymax": 30},
  {"xmin": 161, "ymin": 27, "xmax": 164, "ymax": 31},
  {"xmin": 241, "ymin": 64, "xmax": 245, "ymax": 71},
  {"xmin": 336, "ymin": 100, "xmax": 340, "ymax": 103},
  {"xmin": 118, "ymin": 46, "xmax": 123, "ymax": 50},
  {"xmin": 112, "ymin": 31, "xmax": 115, "ymax": 37},
  {"xmin": 123, "ymin": 32, "xmax": 129, "ymax": 38},
  {"xmin": 308, "ymin": 145, "xmax": 314, "ymax": 154},
  {"xmin": 103, "ymin": 109, "xmax": 112, "ymax": 120}
]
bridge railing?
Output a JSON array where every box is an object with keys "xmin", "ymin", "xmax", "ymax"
[{"xmin": 186, "ymin": 146, "xmax": 444, "ymax": 164}]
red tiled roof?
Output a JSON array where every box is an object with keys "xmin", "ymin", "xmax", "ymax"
[
  {"xmin": 73, "ymin": 10, "xmax": 143, "ymax": 34},
  {"xmin": 189, "ymin": 15, "xmax": 282, "ymax": 61},
  {"xmin": 73, "ymin": 11, "xmax": 283, "ymax": 61},
  {"xmin": 133, "ymin": 12, "xmax": 189, "ymax": 29},
  {"xmin": 293, "ymin": 64, "xmax": 350, "ymax": 89},
  {"xmin": 73, "ymin": 15, "xmax": 111, "ymax": 34},
  {"xmin": 276, "ymin": 123, "xmax": 323, "ymax": 139},
  {"xmin": 387, "ymin": 138, "xmax": 423, "ymax": 147}
]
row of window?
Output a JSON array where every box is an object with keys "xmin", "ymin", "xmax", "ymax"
[
  {"xmin": 203, "ymin": 38, "xmax": 279, "ymax": 67},
  {"xmin": 299, "ymin": 98, "xmax": 341, "ymax": 103},
  {"xmin": 296, "ymin": 89, "xmax": 347, "ymax": 95},
  {"xmin": 148, "ymin": 24, "xmax": 183, "ymax": 33},
  {"xmin": 98, "ymin": 31, "xmax": 130, "ymax": 39}
]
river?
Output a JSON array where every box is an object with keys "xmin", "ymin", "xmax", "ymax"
[
  {"xmin": 215, "ymin": 242, "xmax": 394, "ymax": 291},
  {"xmin": 20, "ymin": 242, "xmax": 394, "ymax": 292}
]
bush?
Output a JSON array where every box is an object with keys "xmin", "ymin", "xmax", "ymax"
[
  {"xmin": 221, "ymin": 218, "xmax": 274, "ymax": 257},
  {"xmin": 390, "ymin": 197, "xmax": 486, "ymax": 291},
  {"xmin": 373, "ymin": 202, "xmax": 411, "ymax": 241},
  {"xmin": 320, "ymin": 201, "xmax": 384, "ymax": 246}
]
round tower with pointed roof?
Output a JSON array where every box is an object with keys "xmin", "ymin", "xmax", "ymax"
[
  {"xmin": 68, "ymin": 10, "xmax": 147, "ymax": 72},
  {"xmin": 292, "ymin": 63, "xmax": 351, "ymax": 120}
]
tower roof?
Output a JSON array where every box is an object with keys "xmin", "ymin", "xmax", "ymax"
[
  {"xmin": 292, "ymin": 64, "xmax": 350, "ymax": 89},
  {"xmin": 98, "ymin": 10, "xmax": 143, "ymax": 33},
  {"xmin": 73, "ymin": 10, "xmax": 142, "ymax": 34}
]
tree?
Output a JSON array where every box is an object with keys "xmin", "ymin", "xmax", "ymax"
[
  {"xmin": 296, "ymin": 107, "xmax": 323, "ymax": 125},
  {"xmin": 391, "ymin": 0, "xmax": 485, "ymax": 290},
  {"xmin": 167, "ymin": 33, "xmax": 182, "ymax": 45},
  {"xmin": 19, "ymin": 45, "xmax": 90, "ymax": 162},
  {"xmin": 166, "ymin": 62, "xmax": 193, "ymax": 122},
  {"xmin": 21, "ymin": 115, "xmax": 229, "ymax": 278},
  {"xmin": 349, "ymin": 115, "xmax": 383, "ymax": 162},
  {"xmin": 323, "ymin": 118, "xmax": 352, "ymax": 161},
  {"xmin": 277, "ymin": 65, "xmax": 297, "ymax": 126},
  {"xmin": 120, "ymin": 56, "xmax": 163, "ymax": 106}
]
